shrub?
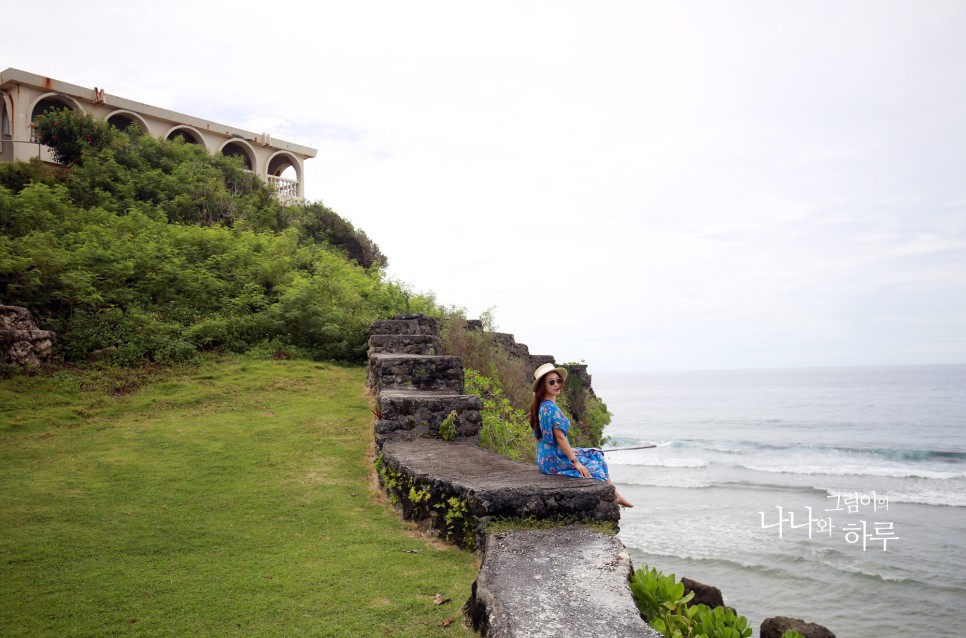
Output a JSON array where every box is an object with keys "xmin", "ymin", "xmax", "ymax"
[
  {"xmin": 32, "ymin": 108, "xmax": 114, "ymax": 165},
  {"xmin": 297, "ymin": 201, "xmax": 387, "ymax": 268},
  {"xmin": 440, "ymin": 314, "xmax": 530, "ymax": 411},
  {"xmin": 630, "ymin": 565, "xmax": 752, "ymax": 638},
  {"xmin": 465, "ymin": 369, "xmax": 534, "ymax": 463},
  {"xmin": 439, "ymin": 410, "xmax": 457, "ymax": 441}
]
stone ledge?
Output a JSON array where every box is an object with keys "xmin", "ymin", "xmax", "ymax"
[
  {"xmin": 370, "ymin": 315, "xmax": 441, "ymax": 336},
  {"xmin": 367, "ymin": 353, "xmax": 465, "ymax": 395},
  {"xmin": 379, "ymin": 439, "xmax": 619, "ymax": 548},
  {"xmin": 376, "ymin": 389, "xmax": 482, "ymax": 443},
  {"xmin": 466, "ymin": 527, "xmax": 658, "ymax": 638},
  {"xmin": 368, "ymin": 333, "xmax": 442, "ymax": 356}
]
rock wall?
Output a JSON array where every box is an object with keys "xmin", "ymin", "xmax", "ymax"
[
  {"xmin": 368, "ymin": 314, "xmax": 483, "ymax": 448},
  {"xmin": 0, "ymin": 305, "xmax": 56, "ymax": 366}
]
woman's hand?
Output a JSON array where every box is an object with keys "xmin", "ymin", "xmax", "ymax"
[{"xmin": 573, "ymin": 461, "xmax": 592, "ymax": 478}]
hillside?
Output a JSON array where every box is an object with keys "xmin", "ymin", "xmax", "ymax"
[{"xmin": 0, "ymin": 109, "xmax": 437, "ymax": 365}]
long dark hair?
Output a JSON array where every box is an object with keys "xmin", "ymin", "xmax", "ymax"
[{"xmin": 529, "ymin": 374, "xmax": 548, "ymax": 439}]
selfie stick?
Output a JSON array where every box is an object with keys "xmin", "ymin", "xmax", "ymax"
[{"xmin": 600, "ymin": 445, "xmax": 657, "ymax": 452}]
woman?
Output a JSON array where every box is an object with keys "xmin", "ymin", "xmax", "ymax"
[{"xmin": 530, "ymin": 363, "xmax": 633, "ymax": 507}]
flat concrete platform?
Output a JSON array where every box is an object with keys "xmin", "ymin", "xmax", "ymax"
[
  {"xmin": 467, "ymin": 527, "xmax": 658, "ymax": 637},
  {"xmin": 380, "ymin": 439, "xmax": 619, "ymax": 523}
]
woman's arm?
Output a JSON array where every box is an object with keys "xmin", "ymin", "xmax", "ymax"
[{"xmin": 553, "ymin": 427, "xmax": 592, "ymax": 478}]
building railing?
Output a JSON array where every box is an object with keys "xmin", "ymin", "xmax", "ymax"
[{"xmin": 268, "ymin": 175, "xmax": 299, "ymax": 201}]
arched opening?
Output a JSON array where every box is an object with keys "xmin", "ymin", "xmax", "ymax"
[
  {"xmin": 106, "ymin": 111, "xmax": 146, "ymax": 134},
  {"xmin": 220, "ymin": 140, "xmax": 254, "ymax": 170},
  {"xmin": 165, "ymin": 126, "xmax": 203, "ymax": 145},
  {"xmin": 29, "ymin": 94, "xmax": 79, "ymax": 142},
  {"xmin": 266, "ymin": 152, "xmax": 301, "ymax": 201},
  {"xmin": 1, "ymin": 99, "xmax": 10, "ymax": 137},
  {"xmin": 1, "ymin": 97, "xmax": 11, "ymax": 160}
]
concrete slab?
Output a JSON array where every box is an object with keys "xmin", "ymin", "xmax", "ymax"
[
  {"xmin": 379, "ymin": 439, "xmax": 620, "ymax": 548},
  {"xmin": 466, "ymin": 527, "xmax": 658, "ymax": 638}
]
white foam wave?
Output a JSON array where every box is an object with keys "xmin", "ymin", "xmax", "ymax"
[
  {"xmin": 607, "ymin": 456, "xmax": 708, "ymax": 468},
  {"xmin": 744, "ymin": 464, "xmax": 966, "ymax": 480},
  {"xmin": 616, "ymin": 477, "xmax": 712, "ymax": 489},
  {"xmin": 880, "ymin": 491, "xmax": 966, "ymax": 508}
]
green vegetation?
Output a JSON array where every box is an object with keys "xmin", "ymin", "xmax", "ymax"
[
  {"xmin": 2, "ymin": 108, "xmax": 436, "ymax": 365},
  {"xmin": 376, "ymin": 456, "xmax": 477, "ymax": 549},
  {"xmin": 465, "ymin": 369, "xmax": 534, "ymax": 462},
  {"xmin": 439, "ymin": 409, "xmax": 458, "ymax": 441},
  {"xmin": 781, "ymin": 632, "xmax": 807, "ymax": 638},
  {"xmin": 0, "ymin": 356, "xmax": 477, "ymax": 637},
  {"xmin": 558, "ymin": 362, "xmax": 612, "ymax": 448},
  {"xmin": 440, "ymin": 315, "xmax": 611, "ymax": 461},
  {"xmin": 630, "ymin": 565, "xmax": 752, "ymax": 638}
]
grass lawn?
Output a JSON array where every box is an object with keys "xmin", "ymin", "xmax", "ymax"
[{"xmin": 0, "ymin": 355, "xmax": 479, "ymax": 637}]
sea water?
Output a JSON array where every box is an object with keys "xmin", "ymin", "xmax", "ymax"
[{"xmin": 594, "ymin": 365, "xmax": 966, "ymax": 638}]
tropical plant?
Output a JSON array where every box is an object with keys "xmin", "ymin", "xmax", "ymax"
[
  {"xmin": 32, "ymin": 108, "xmax": 113, "ymax": 165},
  {"xmin": 630, "ymin": 565, "xmax": 752, "ymax": 638}
]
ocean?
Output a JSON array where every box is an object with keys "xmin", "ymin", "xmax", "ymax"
[{"xmin": 593, "ymin": 365, "xmax": 966, "ymax": 638}]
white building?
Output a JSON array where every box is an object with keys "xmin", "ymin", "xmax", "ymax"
[{"xmin": 0, "ymin": 68, "xmax": 316, "ymax": 201}]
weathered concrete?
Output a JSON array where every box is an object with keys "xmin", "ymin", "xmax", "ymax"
[
  {"xmin": 375, "ymin": 388, "xmax": 482, "ymax": 444},
  {"xmin": 466, "ymin": 527, "xmax": 658, "ymax": 638},
  {"xmin": 370, "ymin": 314, "xmax": 441, "ymax": 336},
  {"xmin": 0, "ymin": 305, "xmax": 56, "ymax": 366},
  {"xmin": 379, "ymin": 439, "xmax": 619, "ymax": 548},
  {"xmin": 367, "ymin": 353, "xmax": 465, "ymax": 395},
  {"xmin": 368, "ymin": 313, "xmax": 650, "ymax": 634},
  {"xmin": 367, "ymin": 333, "xmax": 442, "ymax": 356}
]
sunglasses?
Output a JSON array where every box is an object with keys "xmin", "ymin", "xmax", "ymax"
[{"xmin": 547, "ymin": 378, "xmax": 563, "ymax": 386}]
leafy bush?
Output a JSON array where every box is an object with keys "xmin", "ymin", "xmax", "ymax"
[
  {"xmin": 465, "ymin": 369, "xmax": 534, "ymax": 462},
  {"xmin": 630, "ymin": 565, "xmax": 752, "ymax": 638},
  {"xmin": 33, "ymin": 108, "xmax": 113, "ymax": 165},
  {"xmin": 297, "ymin": 201, "xmax": 387, "ymax": 268},
  {"xmin": 439, "ymin": 410, "xmax": 457, "ymax": 441}
]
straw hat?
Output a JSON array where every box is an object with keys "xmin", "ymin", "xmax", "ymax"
[{"xmin": 532, "ymin": 362, "xmax": 568, "ymax": 392}]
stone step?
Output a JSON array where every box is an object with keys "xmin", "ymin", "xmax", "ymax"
[
  {"xmin": 378, "ymin": 439, "xmax": 619, "ymax": 549},
  {"xmin": 367, "ymin": 353, "xmax": 464, "ymax": 394},
  {"xmin": 369, "ymin": 314, "xmax": 440, "ymax": 337},
  {"xmin": 466, "ymin": 527, "xmax": 657, "ymax": 637},
  {"xmin": 376, "ymin": 388, "xmax": 482, "ymax": 443},
  {"xmin": 367, "ymin": 333, "xmax": 442, "ymax": 356}
]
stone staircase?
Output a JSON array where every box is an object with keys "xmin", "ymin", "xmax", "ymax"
[
  {"xmin": 368, "ymin": 315, "xmax": 483, "ymax": 444},
  {"xmin": 366, "ymin": 314, "xmax": 656, "ymax": 637}
]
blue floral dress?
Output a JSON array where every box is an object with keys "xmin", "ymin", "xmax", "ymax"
[{"xmin": 536, "ymin": 400, "xmax": 610, "ymax": 480}]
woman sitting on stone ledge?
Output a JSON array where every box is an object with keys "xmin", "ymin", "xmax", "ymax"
[{"xmin": 530, "ymin": 363, "xmax": 634, "ymax": 507}]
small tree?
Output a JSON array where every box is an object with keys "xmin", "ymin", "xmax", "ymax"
[{"xmin": 32, "ymin": 108, "xmax": 114, "ymax": 166}]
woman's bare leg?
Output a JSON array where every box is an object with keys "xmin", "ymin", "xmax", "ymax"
[{"xmin": 607, "ymin": 479, "xmax": 634, "ymax": 507}]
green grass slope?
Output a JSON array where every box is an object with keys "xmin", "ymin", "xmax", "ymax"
[{"xmin": 0, "ymin": 356, "xmax": 477, "ymax": 637}]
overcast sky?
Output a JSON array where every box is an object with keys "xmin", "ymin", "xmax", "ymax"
[{"xmin": 7, "ymin": 1, "xmax": 966, "ymax": 372}]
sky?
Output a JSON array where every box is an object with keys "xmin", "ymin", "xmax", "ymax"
[{"xmin": 6, "ymin": 1, "xmax": 966, "ymax": 372}]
